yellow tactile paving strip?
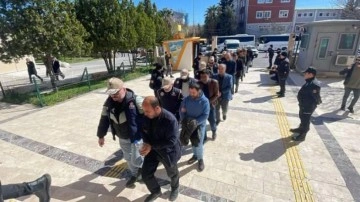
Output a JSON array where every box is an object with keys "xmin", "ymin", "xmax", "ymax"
[
  {"xmin": 104, "ymin": 159, "xmax": 128, "ymax": 178},
  {"xmin": 272, "ymin": 89, "xmax": 315, "ymax": 202}
]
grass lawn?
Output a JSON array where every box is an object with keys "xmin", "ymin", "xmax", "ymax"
[{"xmin": 2, "ymin": 66, "xmax": 152, "ymax": 107}]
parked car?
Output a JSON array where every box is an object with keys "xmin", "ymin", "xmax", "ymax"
[{"xmin": 246, "ymin": 45, "xmax": 259, "ymax": 58}]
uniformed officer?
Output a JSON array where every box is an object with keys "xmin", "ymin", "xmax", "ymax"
[
  {"xmin": 290, "ymin": 67, "xmax": 322, "ymax": 141},
  {"xmin": 275, "ymin": 52, "xmax": 290, "ymax": 97},
  {"xmin": 149, "ymin": 63, "xmax": 164, "ymax": 96}
]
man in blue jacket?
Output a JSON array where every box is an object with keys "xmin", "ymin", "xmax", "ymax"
[
  {"xmin": 97, "ymin": 77, "xmax": 144, "ymax": 188},
  {"xmin": 140, "ymin": 96, "xmax": 181, "ymax": 202},
  {"xmin": 180, "ymin": 83, "xmax": 210, "ymax": 171},
  {"xmin": 213, "ymin": 64, "xmax": 233, "ymax": 125}
]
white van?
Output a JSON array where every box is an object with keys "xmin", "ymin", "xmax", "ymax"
[{"xmin": 223, "ymin": 39, "xmax": 240, "ymax": 52}]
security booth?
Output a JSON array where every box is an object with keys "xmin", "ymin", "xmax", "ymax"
[{"xmin": 296, "ymin": 20, "xmax": 360, "ymax": 76}]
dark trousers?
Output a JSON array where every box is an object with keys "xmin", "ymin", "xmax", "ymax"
[
  {"xmin": 341, "ymin": 87, "xmax": 360, "ymax": 109},
  {"xmin": 29, "ymin": 73, "xmax": 43, "ymax": 83},
  {"xmin": 278, "ymin": 78, "xmax": 287, "ymax": 95},
  {"xmin": 298, "ymin": 107, "xmax": 316, "ymax": 134},
  {"xmin": 142, "ymin": 151, "xmax": 179, "ymax": 194},
  {"xmin": 1, "ymin": 183, "xmax": 32, "ymax": 199},
  {"xmin": 268, "ymin": 56, "xmax": 274, "ymax": 68}
]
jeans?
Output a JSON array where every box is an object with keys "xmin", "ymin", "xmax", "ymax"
[
  {"xmin": 216, "ymin": 99, "xmax": 229, "ymax": 122},
  {"xmin": 142, "ymin": 151, "xmax": 179, "ymax": 194},
  {"xmin": 119, "ymin": 138, "xmax": 144, "ymax": 177},
  {"xmin": 208, "ymin": 104, "xmax": 217, "ymax": 132},
  {"xmin": 1, "ymin": 183, "xmax": 32, "ymax": 199},
  {"xmin": 341, "ymin": 87, "xmax": 360, "ymax": 109},
  {"xmin": 192, "ymin": 123, "xmax": 206, "ymax": 159}
]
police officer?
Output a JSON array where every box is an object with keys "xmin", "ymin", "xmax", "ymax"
[
  {"xmin": 97, "ymin": 78, "xmax": 144, "ymax": 188},
  {"xmin": 290, "ymin": 67, "xmax": 322, "ymax": 141},
  {"xmin": 276, "ymin": 52, "xmax": 290, "ymax": 97}
]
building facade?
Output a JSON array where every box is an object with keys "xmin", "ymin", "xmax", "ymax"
[
  {"xmin": 293, "ymin": 9, "xmax": 343, "ymax": 33},
  {"xmin": 234, "ymin": 0, "xmax": 295, "ymax": 37}
]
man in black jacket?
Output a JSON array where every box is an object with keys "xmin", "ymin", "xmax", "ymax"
[
  {"xmin": 149, "ymin": 63, "xmax": 164, "ymax": 96},
  {"xmin": 267, "ymin": 45, "xmax": 275, "ymax": 69},
  {"xmin": 290, "ymin": 67, "xmax": 322, "ymax": 141},
  {"xmin": 52, "ymin": 57, "xmax": 65, "ymax": 81},
  {"xmin": 97, "ymin": 77, "xmax": 144, "ymax": 188},
  {"xmin": 26, "ymin": 58, "xmax": 43, "ymax": 83},
  {"xmin": 339, "ymin": 56, "xmax": 360, "ymax": 113},
  {"xmin": 275, "ymin": 52, "xmax": 290, "ymax": 97},
  {"xmin": 174, "ymin": 69, "xmax": 197, "ymax": 97},
  {"xmin": 140, "ymin": 96, "xmax": 181, "ymax": 202},
  {"xmin": 156, "ymin": 77, "xmax": 183, "ymax": 121}
]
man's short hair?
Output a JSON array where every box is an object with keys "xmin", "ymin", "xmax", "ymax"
[
  {"xmin": 189, "ymin": 82, "xmax": 201, "ymax": 91},
  {"xmin": 144, "ymin": 96, "xmax": 161, "ymax": 109},
  {"xmin": 199, "ymin": 69, "xmax": 211, "ymax": 76},
  {"xmin": 219, "ymin": 63, "xmax": 226, "ymax": 69}
]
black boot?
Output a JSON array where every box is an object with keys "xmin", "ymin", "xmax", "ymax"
[
  {"xmin": 292, "ymin": 133, "xmax": 307, "ymax": 141},
  {"xmin": 0, "ymin": 181, "xmax": 3, "ymax": 202},
  {"xmin": 290, "ymin": 128, "xmax": 302, "ymax": 133},
  {"xmin": 26, "ymin": 174, "xmax": 51, "ymax": 202}
]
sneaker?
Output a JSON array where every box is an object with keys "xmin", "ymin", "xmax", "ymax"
[
  {"xmin": 348, "ymin": 107, "xmax": 354, "ymax": 113},
  {"xmin": 187, "ymin": 156, "xmax": 197, "ymax": 164},
  {"xmin": 125, "ymin": 176, "xmax": 137, "ymax": 188},
  {"xmin": 144, "ymin": 191, "xmax": 162, "ymax": 202},
  {"xmin": 169, "ymin": 187, "xmax": 179, "ymax": 201},
  {"xmin": 212, "ymin": 131, "xmax": 217, "ymax": 140},
  {"xmin": 277, "ymin": 94, "xmax": 285, "ymax": 98},
  {"xmin": 198, "ymin": 159, "xmax": 205, "ymax": 172},
  {"xmin": 223, "ymin": 115, "xmax": 227, "ymax": 121}
]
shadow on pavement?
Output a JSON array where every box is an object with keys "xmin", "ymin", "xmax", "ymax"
[
  {"xmin": 243, "ymin": 95, "xmax": 274, "ymax": 103},
  {"xmin": 239, "ymin": 137, "xmax": 299, "ymax": 163},
  {"xmin": 312, "ymin": 109, "xmax": 352, "ymax": 125}
]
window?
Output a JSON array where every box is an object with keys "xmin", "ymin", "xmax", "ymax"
[
  {"xmin": 279, "ymin": 10, "xmax": 289, "ymax": 18},
  {"xmin": 256, "ymin": 11, "xmax": 263, "ymax": 19},
  {"xmin": 326, "ymin": 13, "xmax": 330, "ymax": 16},
  {"xmin": 257, "ymin": 0, "xmax": 272, "ymax": 3},
  {"xmin": 318, "ymin": 38, "xmax": 329, "ymax": 59},
  {"xmin": 319, "ymin": 13, "xmax": 323, "ymax": 17},
  {"xmin": 333, "ymin": 13, "xmax": 337, "ymax": 16},
  {"xmin": 304, "ymin": 13, "xmax": 307, "ymax": 17},
  {"xmin": 265, "ymin": 0, "xmax": 273, "ymax": 3},
  {"xmin": 309, "ymin": 13, "xmax": 313, "ymax": 17},
  {"xmin": 298, "ymin": 13, "xmax": 302, "ymax": 17},
  {"xmin": 257, "ymin": 0, "xmax": 265, "ymax": 3},
  {"xmin": 264, "ymin": 11, "xmax": 271, "ymax": 18},
  {"xmin": 300, "ymin": 34, "xmax": 310, "ymax": 49},
  {"xmin": 281, "ymin": 0, "xmax": 290, "ymax": 2},
  {"xmin": 338, "ymin": 34, "xmax": 356, "ymax": 50}
]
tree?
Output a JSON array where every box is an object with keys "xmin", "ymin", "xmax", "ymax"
[
  {"xmin": 339, "ymin": 0, "xmax": 360, "ymax": 19},
  {"xmin": 204, "ymin": 5, "xmax": 220, "ymax": 39},
  {"xmin": 75, "ymin": 0, "xmax": 125, "ymax": 73},
  {"xmin": 136, "ymin": 4, "xmax": 156, "ymax": 49},
  {"xmin": 0, "ymin": 0, "xmax": 89, "ymax": 64},
  {"xmin": 217, "ymin": 1, "xmax": 236, "ymax": 36}
]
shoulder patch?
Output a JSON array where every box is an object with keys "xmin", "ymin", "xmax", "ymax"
[
  {"xmin": 171, "ymin": 92, "xmax": 176, "ymax": 96},
  {"xmin": 160, "ymin": 92, "xmax": 165, "ymax": 96},
  {"xmin": 129, "ymin": 102, "xmax": 135, "ymax": 109}
]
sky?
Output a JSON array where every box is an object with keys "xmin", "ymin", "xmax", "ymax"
[{"xmin": 133, "ymin": 0, "xmax": 336, "ymax": 25}]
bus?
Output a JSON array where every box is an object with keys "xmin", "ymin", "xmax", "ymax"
[
  {"xmin": 213, "ymin": 34, "xmax": 256, "ymax": 51},
  {"xmin": 257, "ymin": 34, "xmax": 300, "ymax": 52}
]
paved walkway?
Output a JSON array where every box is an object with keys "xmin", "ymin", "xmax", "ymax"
[{"xmin": 0, "ymin": 53, "xmax": 359, "ymax": 202}]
